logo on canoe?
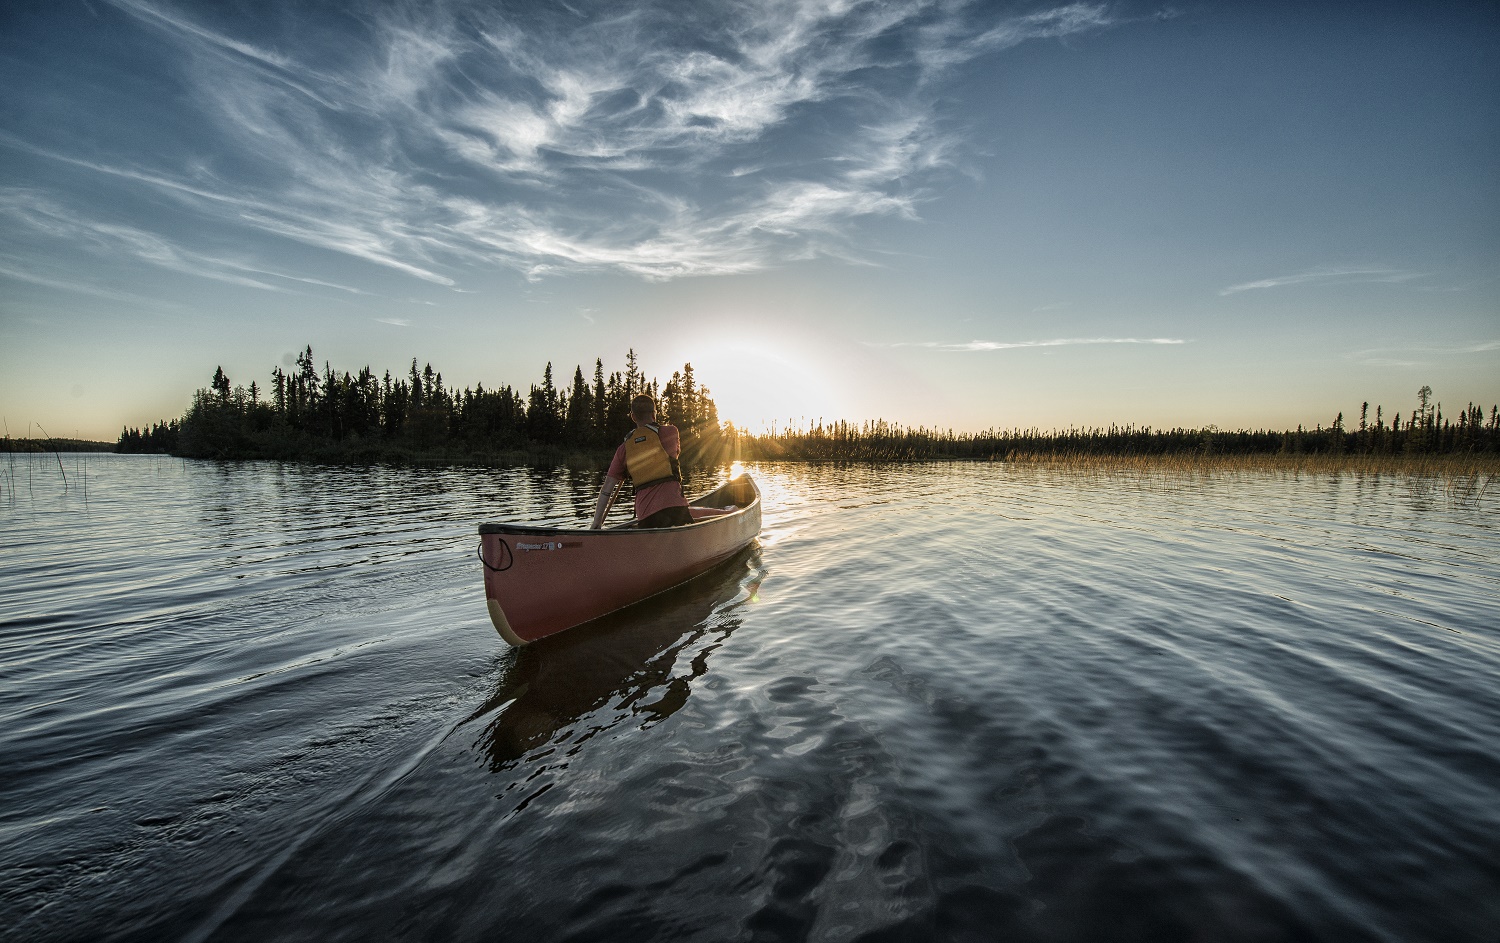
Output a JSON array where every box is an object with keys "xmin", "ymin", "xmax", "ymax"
[{"xmin": 516, "ymin": 541, "xmax": 582, "ymax": 551}]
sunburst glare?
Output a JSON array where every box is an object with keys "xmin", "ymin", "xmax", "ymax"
[{"xmin": 680, "ymin": 341, "xmax": 845, "ymax": 434}]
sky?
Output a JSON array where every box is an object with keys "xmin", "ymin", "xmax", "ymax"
[{"xmin": 1, "ymin": 0, "xmax": 1496, "ymax": 439}]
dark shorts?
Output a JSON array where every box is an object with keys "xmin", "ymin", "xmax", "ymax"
[{"xmin": 637, "ymin": 505, "xmax": 694, "ymax": 529}]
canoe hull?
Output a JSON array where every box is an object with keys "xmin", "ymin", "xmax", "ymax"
[{"xmin": 478, "ymin": 474, "xmax": 761, "ymax": 645}]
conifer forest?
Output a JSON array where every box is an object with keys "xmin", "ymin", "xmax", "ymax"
[
  {"xmin": 104, "ymin": 353, "xmax": 1500, "ymax": 468},
  {"xmin": 113, "ymin": 347, "xmax": 724, "ymax": 465}
]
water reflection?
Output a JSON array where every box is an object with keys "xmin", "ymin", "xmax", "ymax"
[
  {"xmin": 469, "ymin": 547, "xmax": 764, "ymax": 774},
  {"xmin": 8, "ymin": 458, "xmax": 1497, "ymax": 942}
]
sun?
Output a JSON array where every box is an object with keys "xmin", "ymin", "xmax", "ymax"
[{"xmin": 679, "ymin": 340, "xmax": 844, "ymax": 435}]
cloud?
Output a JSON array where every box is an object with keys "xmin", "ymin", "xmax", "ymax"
[
  {"xmin": 916, "ymin": 2, "xmax": 1117, "ymax": 72},
  {"xmin": 0, "ymin": 133, "xmax": 458, "ymax": 286},
  {"xmin": 102, "ymin": 0, "xmax": 340, "ymax": 107},
  {"xmin": 0, "ymin": 258, "xmax": 161, "ymax": 306},
  {"xmin": 0, "ymin": 189, "xmax": 292, "ymax": 292},
  {"xmin": 375, "ymin": 317, "xmax": 410, "ymax": 326},
  {"xmin": 9, "ymin": 0, "xmax": 1124, "ymax": 285},
  {"xmin": 1220, "ymin": 267, "xmax": 1422, "ymax": 295},
  {"xmin": 106, "ymin": 0, "xmax": 292, "ymax": 70},
  {"xmin": 1345, "ymin": 339, "xmax": 1500, "ymax": 366},
  {"xmin": 0, "ymin": 188, "xmax": 380, "ymax": 296},
  {"xmin": 871, "ymin": 337, "xmax": 1187, "ymax": 351},
  {"xmin": 256, "ymin": 272, "xmax": 369, "ymax": 294}
]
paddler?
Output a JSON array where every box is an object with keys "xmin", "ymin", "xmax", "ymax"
[{"xmin": 590, "ymin": 395, "xmax": 694, "ymax": 529}]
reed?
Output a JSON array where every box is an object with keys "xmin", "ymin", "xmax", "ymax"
[
  {"xmin": 2, "ymin": 419, "xmax": 12, "ymax": 504},
  {"xmin": 33, "ymin": 423, "xmax": 68, "ymax": 491},
  {"xmin": 987, "ymin": 452, "xmax": 1499, "ymax": 509}
]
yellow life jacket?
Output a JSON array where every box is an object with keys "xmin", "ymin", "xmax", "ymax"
[{"xmin": 624, "ymin": 424, "xmax": 679, "ymax": 488}]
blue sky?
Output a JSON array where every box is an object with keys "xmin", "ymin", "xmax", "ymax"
[{"xmin": 1, "ymin": 0, "xmax": 1496, "ymax": 438}]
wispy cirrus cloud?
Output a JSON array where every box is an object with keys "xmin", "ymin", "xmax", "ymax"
[
  {"xmin": 1345, "ymin": 340, "xmax": 1500, "ymax": 367},
  {"xmin": 0, "ymin": 258, "xmax": 162, "ymax": 306},
  {"xmin": 4, "ymin": 0, "xmax": 1124, "ymax": 288},
  {"xmin": 870, "ymin": 337, "xmax": 1187, "ymax": 351},
  {"xmin": 1220, "ymin": 267, "xmax": 1422, "ymax": 295},
  {"xmin": 914, "ymin": 2, "xmax": 1117, "ymax": 72},
  {"xmin": 0, "ymin": 188, "xmax": 371, "ymax": 294},
  {"xmin": 103, "ymin": 0, "xmax": 341, "ymax": 107},
  {"xmin": 0, "ymin": 135, "xmax": 459, "ymax": 287}
]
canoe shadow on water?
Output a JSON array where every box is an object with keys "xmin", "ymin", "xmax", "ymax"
[{"xmin": 467, "ymin": 545, "xmax": 765, "ymax": 774}]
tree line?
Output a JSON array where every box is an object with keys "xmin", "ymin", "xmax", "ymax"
[
  {"xmin": 118, "ymin": 367, "xmax": 1497, "ymax": 466},
  {"xmin": 117, "ymin": 347, "xmax": 724, "ymax": 463},
  {"xmin": 735, "ymin": 386, "xmax": 1500, "ymax": 461},
  {"xmin": 1, "ymin": 436, "xmax": 117, "ymax": 453}
]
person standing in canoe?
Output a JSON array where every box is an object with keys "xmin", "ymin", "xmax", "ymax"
[{"xmin": 591, "ymin": 395, "xmax": 694, "ymax": 529}]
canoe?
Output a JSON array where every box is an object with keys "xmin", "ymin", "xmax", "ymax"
[{"xmin": 476, "ymin": 473, "xmax": 762, "ymax": 645}]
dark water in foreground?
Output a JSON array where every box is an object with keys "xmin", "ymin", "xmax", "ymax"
[{"xmin": 2, "ymin": 456, "xmax": 1498, "ymax": 942}]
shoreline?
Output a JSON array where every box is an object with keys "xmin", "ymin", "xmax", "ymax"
[
  {"xmin": 98, "ymin": 448, "xmax": 1500, "ymax": 479},
  {"xmin": 1, "ymin": 438, "xmax": 116, "ymax": 453}
]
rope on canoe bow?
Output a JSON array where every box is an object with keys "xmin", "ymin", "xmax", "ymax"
[{"xmin": 477, "ymin": 538, "xmax": 513, "ymax": 572}]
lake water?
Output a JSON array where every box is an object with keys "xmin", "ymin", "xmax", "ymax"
[{"xmin": 2, "ymin": 455, "xmax": 1498, "ymax": 942}]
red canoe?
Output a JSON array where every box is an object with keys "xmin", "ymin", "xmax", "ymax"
[{"xmin": 476, "ymin": 473, "xmax": 762, "ymax": 645}]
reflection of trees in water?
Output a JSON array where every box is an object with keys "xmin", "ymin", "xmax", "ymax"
[{"xmin": 467, "ymin": 548, "xmax": 764, "ymax": 779}]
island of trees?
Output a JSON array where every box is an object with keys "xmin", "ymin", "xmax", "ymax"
[
  {"xmin": 114, "ymin": 347, "xmax": 725, "ymax": 465},
  {"xmin": 109, "ymin": 350, "xmax": 1499, "ymax": 467}
]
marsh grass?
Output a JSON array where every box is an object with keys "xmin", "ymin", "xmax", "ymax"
[
  {"xmin": 994, "ymin": 451, "xmax": 1499, "ymax": 507},
  {"xmin": 1000, "ymin": 451, "xmax": 1500, "ymax": 478}
]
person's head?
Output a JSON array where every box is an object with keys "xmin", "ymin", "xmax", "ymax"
[{"xmin": 630, "ymin": 394, "xmax": 657, "ymax": 424}]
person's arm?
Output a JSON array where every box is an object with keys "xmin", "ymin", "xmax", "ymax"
[
  {"xmin": 663, "ymin": 424, "xmax": 683, "ymax": 479},
  {"xmin": 590, "ymin": 475, "xmax": 622, "ymax": 529}
]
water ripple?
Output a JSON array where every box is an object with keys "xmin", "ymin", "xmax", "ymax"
[{"xmin": 2, "ymin": 457, "xmax": 1497, "ymax": 941}]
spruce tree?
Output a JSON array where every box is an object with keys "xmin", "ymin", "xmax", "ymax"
[
  {"xmin": 565, "ymin": 365, "xmax": 592, "ymax": 444},
  {"xmin": 592, "ymin": 358, "xmax": 607, "ymax": 446}
]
